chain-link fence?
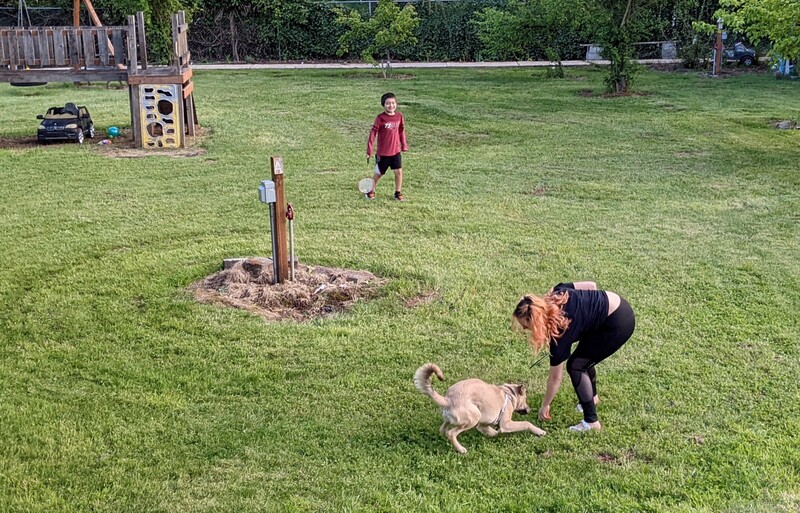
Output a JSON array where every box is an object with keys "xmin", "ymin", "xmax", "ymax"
[
  {"xmin": 317, "ymin": 0, "xmax": 495, "ymax": 16},
  {"xmin": 0, "ymin": 6, "xmax": 71, "ymax": 27}
]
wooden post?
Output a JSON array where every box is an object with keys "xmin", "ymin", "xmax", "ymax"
[
  {"xmin": 7, "ymin": 30, "xmax": 19, "ymax": 71},
  {"xmin": 73, "ymin": 0, "xmax": 81, "ymax": 71},
  {"xmin": 68, "ymin": 28, "xmax": 80, "ymax": 69},
  {"xmin": 170, "ymin": 13, "xmax": 179, "ymax": 68},
  {"xmin": 271, "ymin": 156, "xmax": 289, "ymax": 283},
  {"xmin": 713, "ymin": 18, "xmax": 723, "ymax": 77},
  {"xmin": 73, "ymin": 0, "xmax": 80, "ymax": 27},
  {"xmin": 135, "ymin": 11, "xmax": 147, "ymax": 70},
  {"xmin": 127, "ymin": 15, "xmax": 141, "ymax": 147},
  {"xmin": 126, "ymin": 15, "xmax": 138, "ymax": 75},
  {"xmin": 81, "ymin": 0, "xmax": 103, "ymax": 27},
  {"xmin": 129, "ymin": 84, "xmax": 141, "ymax": 147},
  {"xmin": 184, "ymin": 92, "xmax": 196, "ymax": 136},
  {"xmin": 87, "ymin": 0, "xmax": 116, "ymax": 63}
]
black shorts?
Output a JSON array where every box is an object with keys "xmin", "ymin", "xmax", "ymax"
[{"xmin": 376, "ymin": 153, "xmax": 402, "ymax": 175}]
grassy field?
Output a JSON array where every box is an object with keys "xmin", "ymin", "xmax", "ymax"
[{"xmin": 1, "ymin": 67, "xmax": 799, "ymax": 513}]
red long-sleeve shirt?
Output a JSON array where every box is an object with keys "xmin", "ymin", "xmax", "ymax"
[{"xmin": 366, "ymin": 112, "xmax": 408, "ymax": 157}]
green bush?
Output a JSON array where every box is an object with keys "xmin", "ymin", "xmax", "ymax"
[
  {"xmin": 680, "ymin": 36, "xmax": 713, "ymax": 69},
  {"xmin": 187, "ymin": 0, "xmax": 504, "ymax": 62},
  {"xmin": 413, "ymin": 1, "xmax": 498, "ymax": 61},
  {"xmin": 189, "ymin": 1, "xmax": 344, "ymax": 62},
  {"xmin": 179, "ymin": 0, "xmax": 727, "ymax": 65},
  {"xmin": 474, "ymin": 0, "xmax": 595, "ymax": 62}
]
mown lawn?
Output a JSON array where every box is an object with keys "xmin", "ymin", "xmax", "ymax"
[{"xmin": 1, "ymin": 67, "xmax": 799, "ymax": 513}]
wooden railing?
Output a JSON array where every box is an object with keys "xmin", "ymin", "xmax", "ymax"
[
  {"xmin": 0, "ymin": 11, "xmax": 191, "ymax": 87},
  {"xmin": 0, "ymin": 26, "xmax": 129, "ymax": 69},
  {"xmin": 171, "ymin": 10, "xmax": 190, "ymax": 70}
]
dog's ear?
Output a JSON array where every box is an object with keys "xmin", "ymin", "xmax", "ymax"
[{"xmin": 517, "ymin": 384, "xmax": 526, "ymax": 395}]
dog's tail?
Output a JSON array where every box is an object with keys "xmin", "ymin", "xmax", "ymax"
[{"xmin": 414, "ymin": 363, "xmax": 447, "ymax": 408}]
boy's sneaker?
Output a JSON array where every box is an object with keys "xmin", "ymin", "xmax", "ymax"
[
  {"xmin": 365, "ymin": 191, "xmax": 375, "ymax": 200},
  {"xmin": 394, "ymin": 191, "xmax": 406, "ymax": 201}
]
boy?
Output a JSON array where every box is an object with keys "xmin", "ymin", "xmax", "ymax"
[{"xmin": 366, "ymin": 92, "xmax": 408, "ymax": 201}]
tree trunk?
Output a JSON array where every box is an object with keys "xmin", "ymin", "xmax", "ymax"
[
  {"xmin": 604, "ymin": 0, "xmax": 635, "ymax": 94},
  {"xmin": 382, "ymin": 51, "xmax": 391, "ymax": 79},
  {"xmin": 277, "ymin": 24, "xmax": 283, "ymax": 61},
  {"xmin": 229, "ymin": 12, "xmax": 240, "ymax": 63}
]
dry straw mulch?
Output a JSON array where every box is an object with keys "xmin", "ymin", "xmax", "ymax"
[{"xmin": 190, "ymin": 257, "xmax": 386, "ymax": 322}]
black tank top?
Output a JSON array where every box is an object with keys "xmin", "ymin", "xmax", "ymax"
[{"xmin": 549, "ymin": 283, "xmax": 610, "ymax": 366}]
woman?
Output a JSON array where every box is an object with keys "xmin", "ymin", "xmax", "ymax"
[{"xmin": 512, "ymin": 281, "xmax": 635, "ymax": 432}]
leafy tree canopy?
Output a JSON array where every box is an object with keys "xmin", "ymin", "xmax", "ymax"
[
  {"xmin": 712, "ymin": 0, "xmax": 800, "ymax": 61},
  {"xmin": 336, "ymin": 0, "xmax": 419, "ymax": 76}
]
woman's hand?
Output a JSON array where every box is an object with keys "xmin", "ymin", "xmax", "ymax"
[{"xmin": 538, "ymin": 404, "xmax": 551, "ymax": 421}]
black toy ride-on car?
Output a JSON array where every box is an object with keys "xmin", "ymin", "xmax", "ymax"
[
  {"xmin": 723, "ymin": 42, "xmax": 757, "ymax": 66},
  {"xmin": 37, "ymin": 103, "xmax": 95, "ymax": 144}
]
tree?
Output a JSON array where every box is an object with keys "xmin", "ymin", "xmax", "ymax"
[
  {"xmin": 474, "ymin": 5, "xmax": 528, "ymax": 61},
  {"xmin": 474, "ymin": 0, "xmax": 597, "ymax": 76},
  {"xmin": 335, "ymin": 0, "xmax": 420, "ymax": 78},
  {"xmin": 593, "ymin": 0, "xmax": 692, "ymax": 93},
  {"xmin": 248, "ymin": 0, "xmax": 312, "ymax": 61},
  {"xmin": 713, "ymin": 0, "xmax": 800, "ymax": 64},
  {"xmin": 589, "ymin": 0, "xmax": 650, "ymax": 94},
  {"xmin": 674, "ymin": 0, "xmax": 720, "ymax": 69},
  {"xmin": 473, "ymin": 0, "xmax": 674, "ymax": 92}
]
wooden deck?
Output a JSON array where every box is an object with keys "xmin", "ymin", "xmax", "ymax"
[
  {"xmin": 0, "ymin": 10, "xmax": 191, "ymax": 85},
  {"xmin": 0, "ymin": 26, "xmax": 130, "ymax": 82}
]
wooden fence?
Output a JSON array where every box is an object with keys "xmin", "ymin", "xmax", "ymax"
[{"xmin": 0, "ymin": 26, "xmax": 128, "ymax": 69}]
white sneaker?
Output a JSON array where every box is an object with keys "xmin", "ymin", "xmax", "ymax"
[{"xmin": 569, "ymin": 420, "xmax": 596, "ymax": 432}]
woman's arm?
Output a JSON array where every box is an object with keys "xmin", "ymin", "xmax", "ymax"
[
  {"xmin": 539, "ymin": 363, "xmax": 564, "ymax": 420},
  {"xmin": 572, "ymin": 281, "xmax": 597, "ymax": 290}
]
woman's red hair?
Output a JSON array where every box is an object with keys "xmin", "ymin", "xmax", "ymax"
[{"xmin": 512, "ymin": 292, "xmax": 571, "ymax": 354}]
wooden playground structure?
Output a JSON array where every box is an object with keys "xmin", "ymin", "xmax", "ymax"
[{"xmin": 0, "ymin": 1, "xmax": 198, "ymax": 148}]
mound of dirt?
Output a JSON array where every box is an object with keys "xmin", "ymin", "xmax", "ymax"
[
  {"xmin": 190, "ymin": 257, "xmax": 386, "ymax": 321},
  {"xmin": 0, "ymin": 127, "xmax": 209, "ymax": 156},
  {"xmin": 93, "ymin": 127, "xmax": 209, "ymax": 158},
  {"xmin": 0, "ymin": 136, "xmax": 38, "ymax": 149}
]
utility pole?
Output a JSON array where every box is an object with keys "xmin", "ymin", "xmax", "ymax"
[{"xmin": 713, "ymin": 18, "xmax": 723, "ymax": 77}]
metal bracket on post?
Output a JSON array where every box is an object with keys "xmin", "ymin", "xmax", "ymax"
[{"xmin": 258, "ymin": 179, "xmax": 279, "ymax": 283}]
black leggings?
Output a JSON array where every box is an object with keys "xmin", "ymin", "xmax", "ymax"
[{"xmin": 566, "ymin": 297, "xmax": 635, "ymax": 423}]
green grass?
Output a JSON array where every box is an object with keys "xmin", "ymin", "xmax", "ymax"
[{"xmin": 1, "ymin": 67, "xmax": 799, "ymax": 513}]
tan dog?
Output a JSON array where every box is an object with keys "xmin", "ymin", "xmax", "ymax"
[{"xmin": 414, "ymin": 363, "xmax": 546, "ymax": 454}]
